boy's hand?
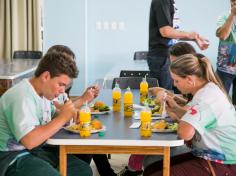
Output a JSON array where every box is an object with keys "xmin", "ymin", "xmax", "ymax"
[{"xmin": 55, "ymin": 100, "xmax": 77, "ymax": 122}]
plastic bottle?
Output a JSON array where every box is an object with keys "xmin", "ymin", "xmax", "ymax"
[
  {"xmin": 79, "ymin": 102, "xmax": 91, "ymax": 137},
  {"xmin": 123, "ymin": 87, "xmax": 133, "ymax": 117},
  {"xmin": 112, "ymin": 82, "xmax": 121, "ymax": 112},
  {"xmin": 140, "ymin": 106, "xmax": 152, "ymax": 137},
  {"xmin": 140, "ymin": 76, "xmax": 148, "ymax": 104}
]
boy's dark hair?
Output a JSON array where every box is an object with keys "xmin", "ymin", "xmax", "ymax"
[
  {"xmin": 47, "ymin": 45, "xmax": 75, "ymax": 60},
  {"xmin": 34, "ymin": 52, "xmax": 78, "ymax": 78},
  {"xmin": 169, "ymin": 42, "xmax": 196, "ymax": 57}
]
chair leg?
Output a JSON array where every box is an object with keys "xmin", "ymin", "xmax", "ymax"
[{"xmin": 107, "ymin": 154, "xmax": 111, "ymax": 159}]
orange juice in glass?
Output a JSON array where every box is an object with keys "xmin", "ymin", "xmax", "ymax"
[
  {"xmin": 140, "ymin": 77, "xmax": 148, "ymax": 104},
  {"xmin": 140, "ymin": 107, "xmax": 152, "ymax": 137},
  {"xmin": 79, "ymin": 105, "xmax": 91, "ymax": 137},
  {"xmin": 112, "ymin": 83, "xmax": 121, "ymax": 112},
  {"xmin": 124, "ymin": 87, "xmax": 133, "ymax": 117}
]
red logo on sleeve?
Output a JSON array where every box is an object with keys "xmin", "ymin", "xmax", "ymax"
[{"xmin": 189, "ymin": 106, "xmax": 197, "ymax": 115}]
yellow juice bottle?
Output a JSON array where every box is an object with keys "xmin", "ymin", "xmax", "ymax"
[
  {"xmin": 123, "ymin": 87, "xmax": 133, "ymax": 117},
  {"xmin": 140, "ymin": 106, "xmax": 152, "ymax": 137},
  {"xmin": 112, "ymin": 83, "xmax": 121, "ymax": 112},
  {"xmin": 79, "ymin": 104, "xmax": 91, "ymax": 137},
  {"xmin": 140, "ymin": 77, "xmax": 148, "ymax": 104}
]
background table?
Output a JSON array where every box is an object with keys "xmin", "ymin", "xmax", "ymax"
[{"xmin": 0, "ymin": 59, "xmax": 40, "ymax": 95}]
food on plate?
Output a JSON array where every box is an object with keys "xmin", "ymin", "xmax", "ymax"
[
  {"xmin": 143, "ymin": 97, "xmax": 159, "ymax": 107},
  {"xmin": 66, "ymin": 119, "xmax": 103, "ymax": 132},
  {"xmin": 152, "ymin": 120, "xmax": 178, "ymax": 131},
  {"xmin": 94, "ymin": 101, "xmax": 105, "ymax": 108},
  {"xmin": 91, "ymin": 119, "xmax": 103, "ymax": 130},
  {"xmin": 151, "ymin": 105, "xmax": 162, "ymax": 115},
  {"xmin": 90, "ymin": 101, "xmax": 110, "ymax": 112},
  {"xmin": 152, "ymin": 120, "xmax": 167, "ymax": 129}
]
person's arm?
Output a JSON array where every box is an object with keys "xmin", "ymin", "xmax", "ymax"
[
  {"xmin": 216, "ymin": 5, "xmax": 236, "ymax": 40},
  {"xmin": 72, "ymin": 85, "xmax": 100, "ymax": 109},
  {"xmin": 160, "ymin": 26, "xmax": 197, "ymax": 40},
  {"xmin": 159, "ymin": 26, "xmax": 209, "ymax": 50},
  {"xmin": 20, "ymin": 100, "xmax": 77, "ymax": 150},
  {"xmin": 177, "ymin": 121, "xmax": 195, "ymax": 141},
  {"xmin": 165, "ymin": 95, "xmax": 188, "ymax": 120}
]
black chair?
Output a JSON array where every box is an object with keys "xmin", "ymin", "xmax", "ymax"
[
  {"xmin": 133, "ymin": 51, "xmax": 148, "ymax": 60},
  {"xmin": 13, "ymin": 51, "xmax": 42, "ymax": 59},
  {"xmin": 120, "ymin": 70, "xmax": 150, "ymax": 78},
  {"xmin": 112, "ymin": 77, "xmax": 158, "ymax": 89}
]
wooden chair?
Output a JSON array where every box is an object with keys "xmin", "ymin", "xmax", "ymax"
[
  {"xmin": 13, "ymin": 51, "xmax": 42, "ymax": 59},
  {"xmin": 112, "ymin": 77, "xmax": 158, "ymax": 89}
]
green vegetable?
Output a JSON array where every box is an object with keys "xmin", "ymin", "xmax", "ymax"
[
  {"xmin": 99, "ymin": 105, "xmax": 110, "ymax": 112},
  {"xmin": 167, "ymin": 123, "xmax": 178, "ymax": 130}
]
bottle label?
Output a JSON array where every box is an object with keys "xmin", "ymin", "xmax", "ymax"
[
  {"xmin": 113, "ymin": 98, "xmax": 121, "ymax": 105},
  {"xmin": 140, "ymin": 92, "xmax": 148, "ymax": 102},
  {"xmin": 141, "ymin": 122, "xmax": 151, "ymax": 130},
  {"xmin": 80, "ymin": 122, "xmax": 91, "ymax": 131},
  {"xmin": 124, "ymin": 103, "xmax": 133, "ymax": 112}
]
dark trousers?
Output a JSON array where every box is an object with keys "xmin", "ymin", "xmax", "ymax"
[
  {"xmin": 5, "ymin": 145, "xmax": 92, "ymax": 176},
  {"xmin": 147, "ymin": 55, "xmax": 172, "ymax": 90},
  {"xmin": 144, "ymin": 152, "xmax": 236, "ymax": 176},
  {"xmin": 217, "ymin": 69, "xmax": 236, "ymax": 104},
  {"xmin": 93, "ymin": 154, "xmax": 116, "ymax": 176}
]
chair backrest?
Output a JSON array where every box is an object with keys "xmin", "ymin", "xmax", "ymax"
[
  {"xmin": 112, "ymin": 77, "xmax": 158, "ymax": 89},
  {"xmin": 13, "ymin": 51, "xmax": 42, "ymax": 59},
  {"xmin": 133, "ymin": 51, "xmax": 148, "ymax": 60},
  {"xmin": 120, "ymin": 70, "xmax": 150, "ymax": 78}
]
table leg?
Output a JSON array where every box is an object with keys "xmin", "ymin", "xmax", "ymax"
[
  {"xmin": 60, "ymin": 145, "xmax": 67, "ymax": 176},
  {"xmin": 163, "ymin": 146, "xmax": 170, "ymax": 176}
]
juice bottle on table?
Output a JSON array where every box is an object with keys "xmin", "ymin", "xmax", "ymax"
[
  {"xmin": 123, "ymin": 87, "xmax": 133, "ymax": 117},
  {"xmin": 112, "ymin": 82, "xmax": 121, "ymax": 112},
  {"xmin": 140, "ymin": 106, "xmax": 152, "ymax": 137},
  {"xmin": 79, "ymin": 103, "xmax": 91, "ymax": 137},
  {"xmin": 140, "ymin": 76, "xmax": 148, "ymax": 104}
]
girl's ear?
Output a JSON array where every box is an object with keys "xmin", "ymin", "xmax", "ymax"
[{"xmin": 186, "ymin": 75, "xmax": 195, "ymax": 87}]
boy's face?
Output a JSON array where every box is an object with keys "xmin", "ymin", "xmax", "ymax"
[
  {"xmin": 231, "ymin": 0, "xmax": 236, "ymax": 7},
  {"xmin": 43, "ymin": 73, "xmax": 71, "ymax": 100}
]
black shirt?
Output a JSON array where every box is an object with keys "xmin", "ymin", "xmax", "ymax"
[{"xmin": 148, "ymin": 0, "xmax": 175, "ymax": 57}]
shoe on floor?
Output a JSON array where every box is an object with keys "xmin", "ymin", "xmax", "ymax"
[{"xmin": 118, "ymin": 166, "xmax": 143, "ymax": 176}]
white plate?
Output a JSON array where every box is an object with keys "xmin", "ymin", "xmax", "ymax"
[
  {"xmin": 133, "ymin": 111, "xmax": 166, "ymax": 120},
  {"xmin": 64, "ymin": 125, "xmax": 106, "ymax": 134},
  {"xmin": 152, "ymin": 128, "xmax": 176, "ymax": 133},
  {"xmin": 91, "ymin": 110, "xmax": 111, "ymax": 115}
]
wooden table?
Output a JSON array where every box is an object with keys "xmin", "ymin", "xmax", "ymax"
[{"xmin": 47, "ymin": 90, "xmax": 184, "ymax": 176}]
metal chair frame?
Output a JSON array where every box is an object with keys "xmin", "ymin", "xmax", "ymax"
[{"xmin": 112, "ymin": 77, "xmax": 158, "ymax": 89}]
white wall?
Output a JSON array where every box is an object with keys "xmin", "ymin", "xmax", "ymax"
[{"xmin": 44, "ymin": 0, "xmax": 229, "ymax": 95}]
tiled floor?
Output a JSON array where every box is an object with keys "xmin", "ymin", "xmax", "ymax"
[{"xmin": 91, "ymin": 154, "xmax": 129, "ymax": 176}]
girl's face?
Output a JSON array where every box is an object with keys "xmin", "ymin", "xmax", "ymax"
[{"xmin": 170, "ymin": 72, "xmax": 192, "ymax": 94}]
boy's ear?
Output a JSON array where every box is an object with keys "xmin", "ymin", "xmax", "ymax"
[{"xmin": 41, "ymin": 71, "xmax": 51, "ymax": 82}]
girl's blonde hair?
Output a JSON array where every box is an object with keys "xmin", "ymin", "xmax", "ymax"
[{"xmin": 170, "ymin": 54, "xmax": 231, "ymax": 101}]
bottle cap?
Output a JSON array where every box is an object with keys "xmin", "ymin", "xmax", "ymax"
[{"xmin": 98, "ymin": 131, "xmax": 105, "ymax": 137}]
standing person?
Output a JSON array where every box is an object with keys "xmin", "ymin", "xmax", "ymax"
[
  {"xmin": 0, "ymin": 52, "xmax": 92, "ymax": 176},
  {"xmin": 147, "ymin": 0, "xmax": 209, "ymax": 90},
  {"xmin": 46, "ymin": 45, "xmax": 118, "ymax": 176},
  {"xmin": 144, "ymin": 54, "xmax": 236, "ymax": 176},
  {"xmin": 216, "ymin": 0, "xmax": 236, "ymax": 105}
]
